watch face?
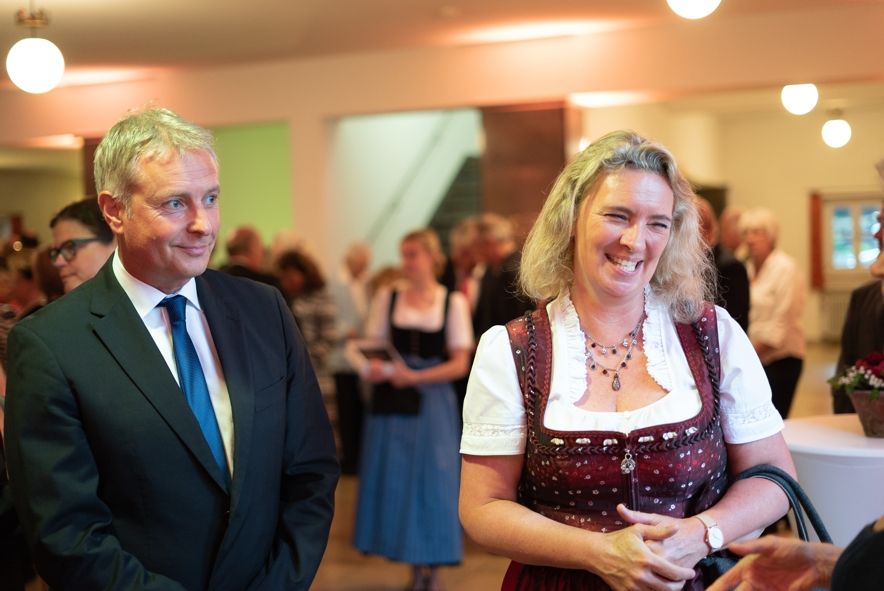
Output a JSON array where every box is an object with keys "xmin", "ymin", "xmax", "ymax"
[{"xmin": 708, "ymin": 526, "xmax": 725, "ymax": 549}]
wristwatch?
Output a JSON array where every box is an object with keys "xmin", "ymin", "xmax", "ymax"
[{"xmin": 694, "ymin": 513, "xmax": 724, "ymax": 551}]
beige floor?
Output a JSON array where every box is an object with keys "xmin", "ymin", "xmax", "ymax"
[{"xmin": 312, "ymin": 342, "xmax": 841, "ymax": 590}]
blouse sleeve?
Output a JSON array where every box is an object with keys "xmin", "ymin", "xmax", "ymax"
[
  {"xmin": 364, "ymin": 287, "xmax": 391, "ymax": 341},
  {"xmin": 460, "ymin": 326, "xmax": 526, "ymax": 455},
  {"xmin": 716, "ymin": 306, "xmax": 785, "ymax": 444},
  {"xmin": 445, "ymin": 291, "xmax": 475, "ymax": 352}
]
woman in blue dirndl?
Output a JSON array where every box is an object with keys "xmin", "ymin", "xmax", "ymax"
[{"xmin": 354, "ymin": 228, "xmax": 474, "ymax": 591}]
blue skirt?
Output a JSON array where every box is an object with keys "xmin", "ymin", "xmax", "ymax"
[{"xmin": 353, "ymin": 357, "xmax": 463, "ymax": 565}]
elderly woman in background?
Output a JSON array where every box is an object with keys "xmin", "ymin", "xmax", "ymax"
[
  {"xmin": 459, "ymin": 130, "xmax": 794, "ymax": 591},
  {"xmin": 355, "ymin": 229, "xmax": 473, "ymax": 591},
  {"xmin": 740, "ymin": 207, "xmax": 806, "ymax": 419}
]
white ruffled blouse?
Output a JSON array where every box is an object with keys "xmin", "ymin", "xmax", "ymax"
[{"xmin": 460, "ymin": 290, "xmax": 783, "ymax": 456}]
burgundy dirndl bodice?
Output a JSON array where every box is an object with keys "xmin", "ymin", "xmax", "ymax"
[{"xmin": 501, "ymin": 303, "xmax": 727, "ymax": 591}]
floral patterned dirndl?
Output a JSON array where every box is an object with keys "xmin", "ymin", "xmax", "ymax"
[{"xmin": 501, "ymin": 303, "xmax": 728, "ymax": 591}]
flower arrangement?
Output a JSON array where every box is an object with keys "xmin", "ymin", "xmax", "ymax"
[{"xmin": 829, "ymin": 351, "xmax": 884, "ymax": 400}]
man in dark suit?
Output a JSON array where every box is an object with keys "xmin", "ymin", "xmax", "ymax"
[
  {"xmin": 4, "ymin": 107, "xmax": 339, "ymax": 590},
  {"xmin": 697, "ymin": 198, "xmax": 751, "ymax": 332},
  {"xmin": 832, "ymin": 201, "xmax": 884, "ymax": 414},
  {"xmin": 472, "ymin": 213, "xmax": 533, "ymax": 338}
]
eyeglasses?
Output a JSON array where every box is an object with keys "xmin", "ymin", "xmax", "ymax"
[{"xmin": 49, "ymin": 238, "xmax": 104, "ymax": 262}]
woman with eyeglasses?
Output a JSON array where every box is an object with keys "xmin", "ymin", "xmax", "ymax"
[{"xmin": 49, "ymin": 198, "xmax": 116, "ymax": 293}]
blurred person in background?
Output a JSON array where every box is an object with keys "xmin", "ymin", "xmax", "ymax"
[
  {"xmin": 719, "ymin": 206, "xmax": 746, "ymax": 260},
  {"xmin": 473, "ymin": 213, "xmax": 533, "ymax": 338},
  {"xmin": 277, "ymin": 248, "xmax": 339, "ymax": 449},
  {"xmin": 696, "ymin": 198, "xmax": 750, "ymax": 332},
  {"xmin": 440, "ymin": 216, "xmax": 484, "ymax": 412},
  {"xmin": 741, "ymin": 207, "xmax": 806, "ymax": 419},
  {"xmin": 330, "ymin": 242, "xmax": 372, "ymax": 474},
  {"xmin": 9, "ymin": 258, "xmax": 45, "ymax": 319},
  {"xmin": 355, "ymin": 228, "xmax": 473, "ymax": 591},
  {"xmin": 220, "ymin": 225, "xmax": 281, "ymax": 291},
  {"xmin": 832, "ymin": 198, "xmax": 883, "ymax": 414},
  {"xmin": 33, "ymin": 246, "xmax": 65, "ymax": 305},
  {"xmin": 49, "ymin": 197, "xmax": 116, "ymax": 293},
  {"xmin": 441, "ymin": 216, "xmax": 484, "ymax": 313}
]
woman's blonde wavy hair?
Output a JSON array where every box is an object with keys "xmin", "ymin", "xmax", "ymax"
[{"xmin": 519, "ymin": 130, "xmax": 713, "ymax": 323}]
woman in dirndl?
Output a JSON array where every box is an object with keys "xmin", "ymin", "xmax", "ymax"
[
  {"xmin": 355, "ymin": 228, "xmax": 473, "ymax": 591},
  {"xmin": 459, "ymin": 130, "xmax": 795, "ymax": 591}
]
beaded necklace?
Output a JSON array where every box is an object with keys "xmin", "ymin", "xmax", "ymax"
[{"xmin": 584, "ymin": 312, "xmax": 645, "ymax": 391}]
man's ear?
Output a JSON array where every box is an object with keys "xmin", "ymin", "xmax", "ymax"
[{"xmin": 97, "ymin": 192, "xmax": 124, "ymax": 235}]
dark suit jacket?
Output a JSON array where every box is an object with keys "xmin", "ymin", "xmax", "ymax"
[
  {"xmin": 712, "ymin": 244, "xmax": 750, "ymax": 333},
  {"xmin": 4, "ymin": 260, "xmax": 339, "ymax": 590},
  {"xmin": 0, "ymin": 431, "xmax": 34, "ymax": 590},
  {"xmin": 833, "ymin": 280, "xmax": 884, "ymax": 413},
  {"xmin": 473, "ymin": 250, "xmax": 533, "ymax": 338}
]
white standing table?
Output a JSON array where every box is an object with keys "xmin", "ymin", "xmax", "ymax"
[{"xmin": 782, "ymin": 414, "xmax": 884, "ymax": 547}]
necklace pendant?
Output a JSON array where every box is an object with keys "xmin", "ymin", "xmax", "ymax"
[{"xmin": 611, "ymin": 372, "xmax": 621, "ymax": 391}]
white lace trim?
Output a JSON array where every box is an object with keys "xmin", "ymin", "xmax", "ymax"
[
  {"xmin": 724, "ymin": 402, "xmax": 780, "ymax": 426},
  {"xmin": 558, "ymin": 294, "xmax": 590, "ymax": 403},
  {"xmin": 641, "ymin": 288, "xmax": 674, "ymax": 392},
  {"xmin": 461, "ymin": 421, "xmax": 527, "ymax": 439},
  {"xmin": 557, "ymin": 289, "xmax": 673, "ymax": 399}
]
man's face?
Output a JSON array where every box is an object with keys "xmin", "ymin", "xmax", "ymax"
[{"xmin": 103, "ymin": 149, "xmax": 220, "ymax": 293}]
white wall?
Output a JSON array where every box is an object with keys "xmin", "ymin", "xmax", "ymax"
[
  {"xmin": 0, "ymin": 167, "xmax": 84, "ymax": 244},
  {"xmin": 582, "ymin": 105, "xmax": 723, "ymax": 184},
  {"xmin": 326, "ymin": 109, "xmax": 481, "ymax": 270}
]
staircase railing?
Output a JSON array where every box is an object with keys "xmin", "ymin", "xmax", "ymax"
[{"xmin": 364, "ymin": 112, "xmax": 456, "ymax": 244}]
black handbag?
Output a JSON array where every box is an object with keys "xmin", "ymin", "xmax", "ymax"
[
  {"xmin": 370, "ymin": 382, "xmax": 421, "ymax": 415},
  {"xmin": 698, "ymin": 464, "xmax": 833, "ymax": 582}
]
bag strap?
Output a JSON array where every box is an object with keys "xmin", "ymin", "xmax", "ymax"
[{"xmin": 733, "ymin": 464, "xmax": 833, "ymax": 543}]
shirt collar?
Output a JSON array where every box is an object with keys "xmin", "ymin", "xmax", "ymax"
[{"xmin": 112, "ymin": 250, "xmax": 202, "ymax": 319}]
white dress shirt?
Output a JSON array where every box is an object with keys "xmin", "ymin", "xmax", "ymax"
[{"xmin": 112, "ymin": 253, "xmax": 234, "ymax": 474}]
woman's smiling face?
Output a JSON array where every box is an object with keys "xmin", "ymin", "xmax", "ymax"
[{"xmin": 572, "ymin": 168, "xmax": 674, "ymax": 304}]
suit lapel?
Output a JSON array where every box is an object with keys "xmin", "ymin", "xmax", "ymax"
[
  {"xmin": 89, "ymin": 263, "xmax": 230, "ymax": 492},
  {"xmin": 197, "ymin": 274, "xmax": 255, "ymax": 509}
]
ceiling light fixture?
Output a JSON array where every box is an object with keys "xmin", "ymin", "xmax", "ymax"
[
  {"xmin": 667, "ymin": 0, "xmax": 722, "ymax": 20},
  {"xmin": 5, "ymin": 2, "xmax": 65, "ymax": 94},
  {"xmin": 780, "ymin": 83, "xmax": 818, "ymax": 115},
  {"xmin": 821, "ymin": 111, "xmax": 851, "ymax": 149}
]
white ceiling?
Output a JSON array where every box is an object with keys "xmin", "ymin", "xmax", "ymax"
[
  {"xmin": 0, "ymin": 0, "xmax": 879, "ymax": 68},
  {"xmin": 2, "ymin": 0, "xmax": 884, "ymax": 173}
]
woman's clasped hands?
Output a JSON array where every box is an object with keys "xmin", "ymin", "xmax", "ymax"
[{"xmin": 593, "ymin": 504, "xmax": 704, "ymax": 591}]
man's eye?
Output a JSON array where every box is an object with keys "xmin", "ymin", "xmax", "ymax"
[{"xmin": 167, "ymin": 199, "xmax": 183, "ymax": 209}]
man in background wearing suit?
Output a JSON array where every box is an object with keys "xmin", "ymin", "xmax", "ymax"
[
  {"xmin": 697, "ymin": 198, "xmax": 751, "ymax": 332},
  {"xmin": 472, "ymin": 213, "xmax": 533, "ymax": 338},
  {"xmin": 4, "ymin": 107, "xmax": 339, "ymax": 590}
]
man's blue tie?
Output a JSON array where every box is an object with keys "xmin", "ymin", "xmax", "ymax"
[{"xmin": 159, "ymin": 295, "xmax": 229, "ymax": 487}]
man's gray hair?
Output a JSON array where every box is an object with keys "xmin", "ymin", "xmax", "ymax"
[{"xmin": 94, "ymin": 106, "xmax": 216, "ymax": 207}]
